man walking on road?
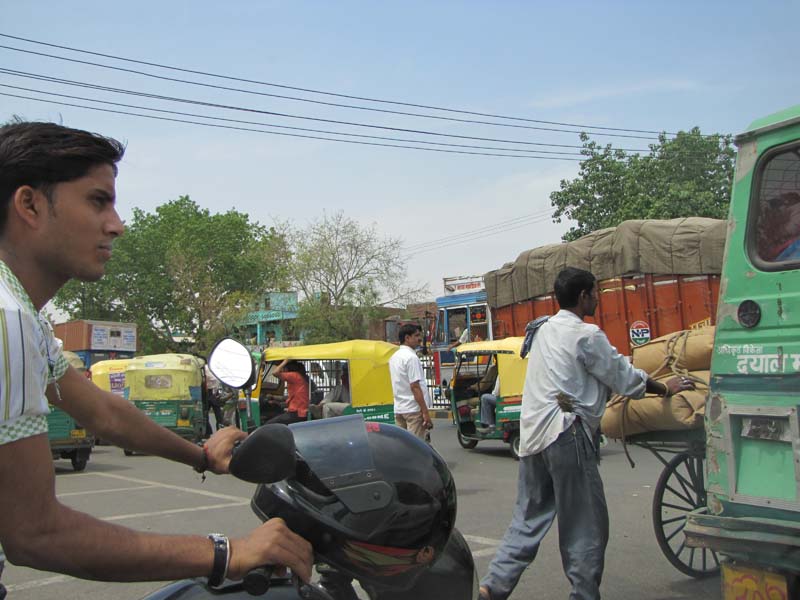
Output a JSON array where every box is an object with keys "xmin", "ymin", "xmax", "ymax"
[
  {"xmin": 0, "ymin": 121, "xmax": 312, "ymax": 597},
  {"xmin": 389, "ymin": 323, "xmax": 433, "ymax": 442},
  {"xmin": 479, "ymin": 267, "xmax": 694, "ymax": 600}
]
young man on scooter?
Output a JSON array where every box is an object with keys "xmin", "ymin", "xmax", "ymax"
[{"xmin": 0, "ymin": 121, "xmax": 312, "ymax": 596}]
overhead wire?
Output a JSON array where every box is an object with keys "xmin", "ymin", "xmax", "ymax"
[
  {"xmin": 0, "ymin": 32, "xmax": 697, "ymax": 138},
  {"xmin": 0, "ymin": 92, "xmax": 583, "ymax": 161}
]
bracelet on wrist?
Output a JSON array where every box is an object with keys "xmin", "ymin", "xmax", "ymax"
[
  {"xmin": 207, "ymin": 533, "xmax": 230, "ymax": 588},
  {"xmin": 194, "ymin": 443, "xmax": 210, "ymax": 475}
]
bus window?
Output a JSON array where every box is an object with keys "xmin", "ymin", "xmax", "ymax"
[
  {"xmin": 753, "ymin": 145, "xmax": 800, "ymax": 266},
  {"xmin": 447, "ymin": 307, "xmax": 468, "ymax": 343},
  {"xmin": 435, "ymin": 309, "xmax": 447, "ymax": 345},
  {"xmin": 470, "ymin": 304, "xmax": 489, "ymax": 342}
]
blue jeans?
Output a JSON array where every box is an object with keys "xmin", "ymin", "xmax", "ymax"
[
  {"xmin": 481, "ymin": 425, "xmax": 609, "ymax": 600},
  {"xmin": 480, "ymin": 393, "xmax": 498, "ymax": 426}
]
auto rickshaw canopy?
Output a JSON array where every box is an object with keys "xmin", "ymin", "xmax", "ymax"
[
  {"xmin": 261, "ymin": 340, "xmax": 398, "ymax": 408},
  {"xmin": 125, "ymin": 353, "xmax": 204, "ymax": 401},
  {"xmin": 62, "ymin": 350, "xmax": 87, "ymax": 373},
  {"xmin": 456, "ymin": 337, "xmax": 527, "ymax": 398},
  {"xmin": 91, "ymin": 358, "xmax": 133, "ymax": 395}
]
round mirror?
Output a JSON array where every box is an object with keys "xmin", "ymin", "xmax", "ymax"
[{"xmin": 207, "ymin": 338, "xmax": 255, "ymax": 389}]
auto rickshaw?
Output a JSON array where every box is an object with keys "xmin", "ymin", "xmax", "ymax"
[
  {"xmin": 449, "ymin": 337, "xmax": 527, "ymax": 459},
  {"xmin": 247, "ymin": 340, "xmax": 399, "ymax": 427},
  {"xmin": 124, "ymin": 354, "xmax": 206, "ymax": 445},
  {"xmin": 47, "ymin": 350, "xmax": 94, "ymax": 471},
  {"xmin": 90, "ymin": 358, "xmax": 133, "ymax": 397}
]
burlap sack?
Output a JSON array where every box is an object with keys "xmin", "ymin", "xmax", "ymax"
[
  {"xmin": 600, "ymin": 371, "xmax": 708, "ymax": 439},
  {"xmin": 632, "ymin": 327, "xmax": 715, "ymax": 376}
]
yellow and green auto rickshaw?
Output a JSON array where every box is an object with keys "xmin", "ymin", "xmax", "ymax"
[
  {"xmin": 47, "ymin": 350, "xmax": 94, "ymax": 471},
  {"xmin": 90, "ymin": 358, "xmax": 133, "ymax": 397},
  {"xmin": 449, "ymin": 337, "xmax": 527, "ymax": 459},
  {"xmin": 124, "ymin": 354, "xmax": 206, "ymax": 445},
  {"xmin": 245, "ymin": 340, "xmax": 399, "ymax": 427}
]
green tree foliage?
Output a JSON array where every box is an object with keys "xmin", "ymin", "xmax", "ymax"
[
  {"xmin": 55, "ymin": 196, "xmax": 289, "ymax": 354},
  {"xmin": 551, "ymin": 129, "xmax": 735, "ymax": 241},
  {"xmin": 288, "ymin": 212, "xmax": 419, "ymax": 343}
]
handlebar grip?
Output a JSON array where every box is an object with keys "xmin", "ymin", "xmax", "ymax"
[{"xmin": 242, "ymin": 566, "xmax": 274, "ymax": 596}]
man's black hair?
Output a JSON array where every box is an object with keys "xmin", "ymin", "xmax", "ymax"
[
  {"xmin": 554, "ymin": 267, "xmax": 596, "ymax": 308},
  {"xmin": 398, "ymin": 323, "xmax": 421, "ymax": 344},
  {"xmin": 0, "ymin": 121, "xmax": 125, "ymax": 233}
]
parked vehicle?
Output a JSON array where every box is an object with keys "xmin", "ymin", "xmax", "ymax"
[
  {"xmin": 681, "ymin": 105, "xmax": 800, "ymax": 598},
  {"xmin": 146, "ymin": 338, "xmax": 478, "ymax": 600},
  {"xmin": 449, "ymin": 336, "xmax": 526, "ymax": 459},
  {"xmin": 124, "ymin": 354, "xmax": 206, "ymax": 445},
  {"xmin": 48, "ymin": 350, "xmax": 93, "ymax": 471}
]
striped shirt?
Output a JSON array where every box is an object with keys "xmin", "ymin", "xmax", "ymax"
[{"xmin": 0, "ymin": 260, "xmax": 69, "ymax": 445}]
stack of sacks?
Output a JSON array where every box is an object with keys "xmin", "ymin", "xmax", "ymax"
[{"xmin": 601, "ymin": 327, "xmax": 714, "ymax": 439}]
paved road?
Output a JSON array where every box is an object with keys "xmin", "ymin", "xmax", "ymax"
[{"xmin": 3, "ymin": 420, "xmax": 722, "ymax": 599}]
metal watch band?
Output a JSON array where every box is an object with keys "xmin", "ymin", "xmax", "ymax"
[{"xmin": 207, "ymin": 533, "xmax": 229, "ymax": 588}]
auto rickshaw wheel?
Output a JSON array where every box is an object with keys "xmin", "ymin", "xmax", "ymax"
[
  {"xmin": 652, "ymin": 451, "xmax": 720, "ymax": 578},
  {"xmin": 457, "ymin": 431, "xmax": 478, "ymax": 449},
  {"xmin": 124, "ymin": 449, "xmax": 134, "ymax": 456},
  {"xmin": 71, "ymin": 452, "xmax": 88, "ymax": 472},
  {"xmin": 508, "ymin": 431, "xmax": 521, "ymax": 460}
]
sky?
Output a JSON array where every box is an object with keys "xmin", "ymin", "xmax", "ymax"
[{"xmin": 2, "ymin": 1, "xmax": 798, "ymax": 303}]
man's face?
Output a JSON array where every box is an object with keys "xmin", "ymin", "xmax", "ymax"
[
  {"xmin": 37, "ymin": 163, "xmax": 124, "ymax": 282},
  {"xmin": 405, "ymin": 330, "xmax": 422, "ymax": 348},
  {"xmin": 581, "ymin": 284, "xmax": 599, "ymax": 317}
]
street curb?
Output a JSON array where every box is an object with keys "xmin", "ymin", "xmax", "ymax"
[{"xmin": 430, "ymin": 409, "xmax": 452, "ymax": 420}]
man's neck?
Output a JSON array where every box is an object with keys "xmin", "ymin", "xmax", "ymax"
[
  {"xmin": 564, "ymin": 307, "xmax": 586, "ymax": 321},
  {"xmin": 0, "ymin": 246, "xmax": 61, "ymax": 311}
]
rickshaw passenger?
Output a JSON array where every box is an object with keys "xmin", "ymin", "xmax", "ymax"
[
  {"xmin": 320, "ymin": 366, "xmax": 351, "ymax": 419},
  {"xmin": 268, "ymin": 359, "xmax": 309, "ymax": 424},
  {"xmin": 476, "ymin": 375, "xmax": 501, "ymax": 433}
]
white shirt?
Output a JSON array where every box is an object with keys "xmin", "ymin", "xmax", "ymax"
[
  {"xmin": 389, "ymin": 345, "xmax": 430, "ymax": 414},
  {"xmin": 0, "ymin": 260, "xmax": 69, "ymax": 445},
  {"xmin": 519, "ymin": 310, "xmax": 647, "ymax": 457}
]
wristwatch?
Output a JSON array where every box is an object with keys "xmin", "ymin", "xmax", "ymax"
[{"xmin": 207, "ymin": 533, "xmax": 230, "ymax": 588}]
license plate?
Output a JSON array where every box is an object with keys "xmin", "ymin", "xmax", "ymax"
[
  {"xmin": 177, "ymin": 418, "xmax": 191, "ymax": 427},
  {"xmin": 70, "ymin": 429, "xmax": 86, "ymax": 438},
  {"xmin": 722, "ymin": 563, "xmax": 788, "ymax": 599}
]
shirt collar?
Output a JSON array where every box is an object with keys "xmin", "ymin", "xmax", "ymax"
[
  {"xmin": 0, "ymin": 259, "xmax": 37, "ymax": 313},
  {"xmin": 555, "ymin": 308, "xmax": 583, "ymax": 323}
]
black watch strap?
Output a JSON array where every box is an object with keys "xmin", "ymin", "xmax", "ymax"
[{"xmin": 207, "ymin": 533, "xmax": 229, "ymax": 588}]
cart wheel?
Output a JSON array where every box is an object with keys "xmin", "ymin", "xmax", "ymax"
[
  {"xmin": 652, "ymin": 452, "xmax": 720, "ymax": 578},
  {"xmin": 457, "ymin": 431, "xmax": 478, "ymax": 449},
  {"xmin": 508, "ymin": 432, "xmax": 521, "ymax": 460}
]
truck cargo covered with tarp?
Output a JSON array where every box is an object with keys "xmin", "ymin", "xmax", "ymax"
[{"xmin": 484, "ymin": 217, "xmax": 727, "ymax": 354}]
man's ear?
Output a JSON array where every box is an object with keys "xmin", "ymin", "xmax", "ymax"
[{"xmin": 10, "ymin": 185, "xmax": 47, "ymax": 229}]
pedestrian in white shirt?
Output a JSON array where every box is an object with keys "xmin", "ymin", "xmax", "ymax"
[
  {"xmin": 389, "ymin": 323, "xmax": 433, "ymax": 441},
  {"xmin": 479, "ymin": 267, "xmax": 694, "ymax": 600}
]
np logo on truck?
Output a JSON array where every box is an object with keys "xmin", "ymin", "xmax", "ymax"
[{"xmin": 629, "ymin": 320, "xmax": 651, "ymax": 346}]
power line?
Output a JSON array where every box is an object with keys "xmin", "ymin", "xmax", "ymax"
[
  {"xmin": 402, "ymin": 209, "xmax": 553, "ymax": 252},
  {"xmin": 0, "ymin": 92, "xmax": 583, "ymax": 161},
  {"xmin": 0, "ymin": 69, "xmax": 727, "ymax": 158},
  {"xmin": 0, "ymin": 83, "xmax": 587, "ymax": 157},
  {"xmin": 0, "ymin": 32, "xmax": 696, "ymax": 138}
]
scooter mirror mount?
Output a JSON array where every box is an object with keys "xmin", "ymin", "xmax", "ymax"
[{"xmin": 207, "ymin": 337, "xmax": 256, "ymax": 389}]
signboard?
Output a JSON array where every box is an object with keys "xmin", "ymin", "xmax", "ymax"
[
  {"xmin": 443, "ymin": 275, "xmax": 484, "ymax": 296},
  {"xmin": 90, "ymin": 323, "xmax": 137, "ymax": 351},
  {"xmin": 629, "ymin": 320, "xmax": 651, "ymax": 346}
]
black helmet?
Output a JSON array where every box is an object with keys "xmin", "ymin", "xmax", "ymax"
[{"xmin": 251, "ymin": 415, "xmax": 457, "ymax": 590}]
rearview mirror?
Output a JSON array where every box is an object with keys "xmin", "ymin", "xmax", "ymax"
[{"xmin": 207, "ymin": 337, "xmax": 255, "ymax": 389}]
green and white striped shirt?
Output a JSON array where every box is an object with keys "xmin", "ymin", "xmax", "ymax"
[{"xmin": 0, "ymin": 260, "xmax": 69, "ymax": 445}]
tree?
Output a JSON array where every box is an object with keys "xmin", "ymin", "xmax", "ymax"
[
  {"xmin": 551, "ymin": 129, "xmax": 735, "ymax": 241},
  {"xmin": 54, "ymin": 196, "xmax": 289, "ymax": 354},
  {"xmin": 288, "ymin": 212, "xmax": 421, "ymax": 343}
]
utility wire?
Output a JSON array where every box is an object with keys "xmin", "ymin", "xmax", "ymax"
[
  {"xmin": 0, "ymin": 83, "xmax": 587, "ymax": 157},
  {"xmin": 402, "ymin": 209, "xmax": 553, "ymax": 252},
  {"xmin": 0, "ymin": 92, "xmax": 583, "ymax": 161},
  {"xmin": 404, "ymin": 213, "xmax": 556, "ymax": 258},
  {"xmin": 0, "ymin": 32, "xmax": 695, "ymax": 137},
  {"xmin": 0, "ymin": 69, "xmax": 726, "ymax": 158}
]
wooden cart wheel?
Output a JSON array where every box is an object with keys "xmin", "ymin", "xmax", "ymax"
[{"xmin": 652, "ymin": 452, "xmax": 720, "ymax": 578}]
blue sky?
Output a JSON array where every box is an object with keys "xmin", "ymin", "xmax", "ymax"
[{"xmin": 2, "ymin": 1, "xmax": 797, "ymax": 300}]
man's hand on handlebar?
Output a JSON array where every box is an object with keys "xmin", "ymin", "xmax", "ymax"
[
  {"xmin": 228, "ymin": 517, "xmax": 314, "ymax": 583},
  {"xmin": 205, "ymin": 426, "xmax": 248, "ymax": 474}
]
